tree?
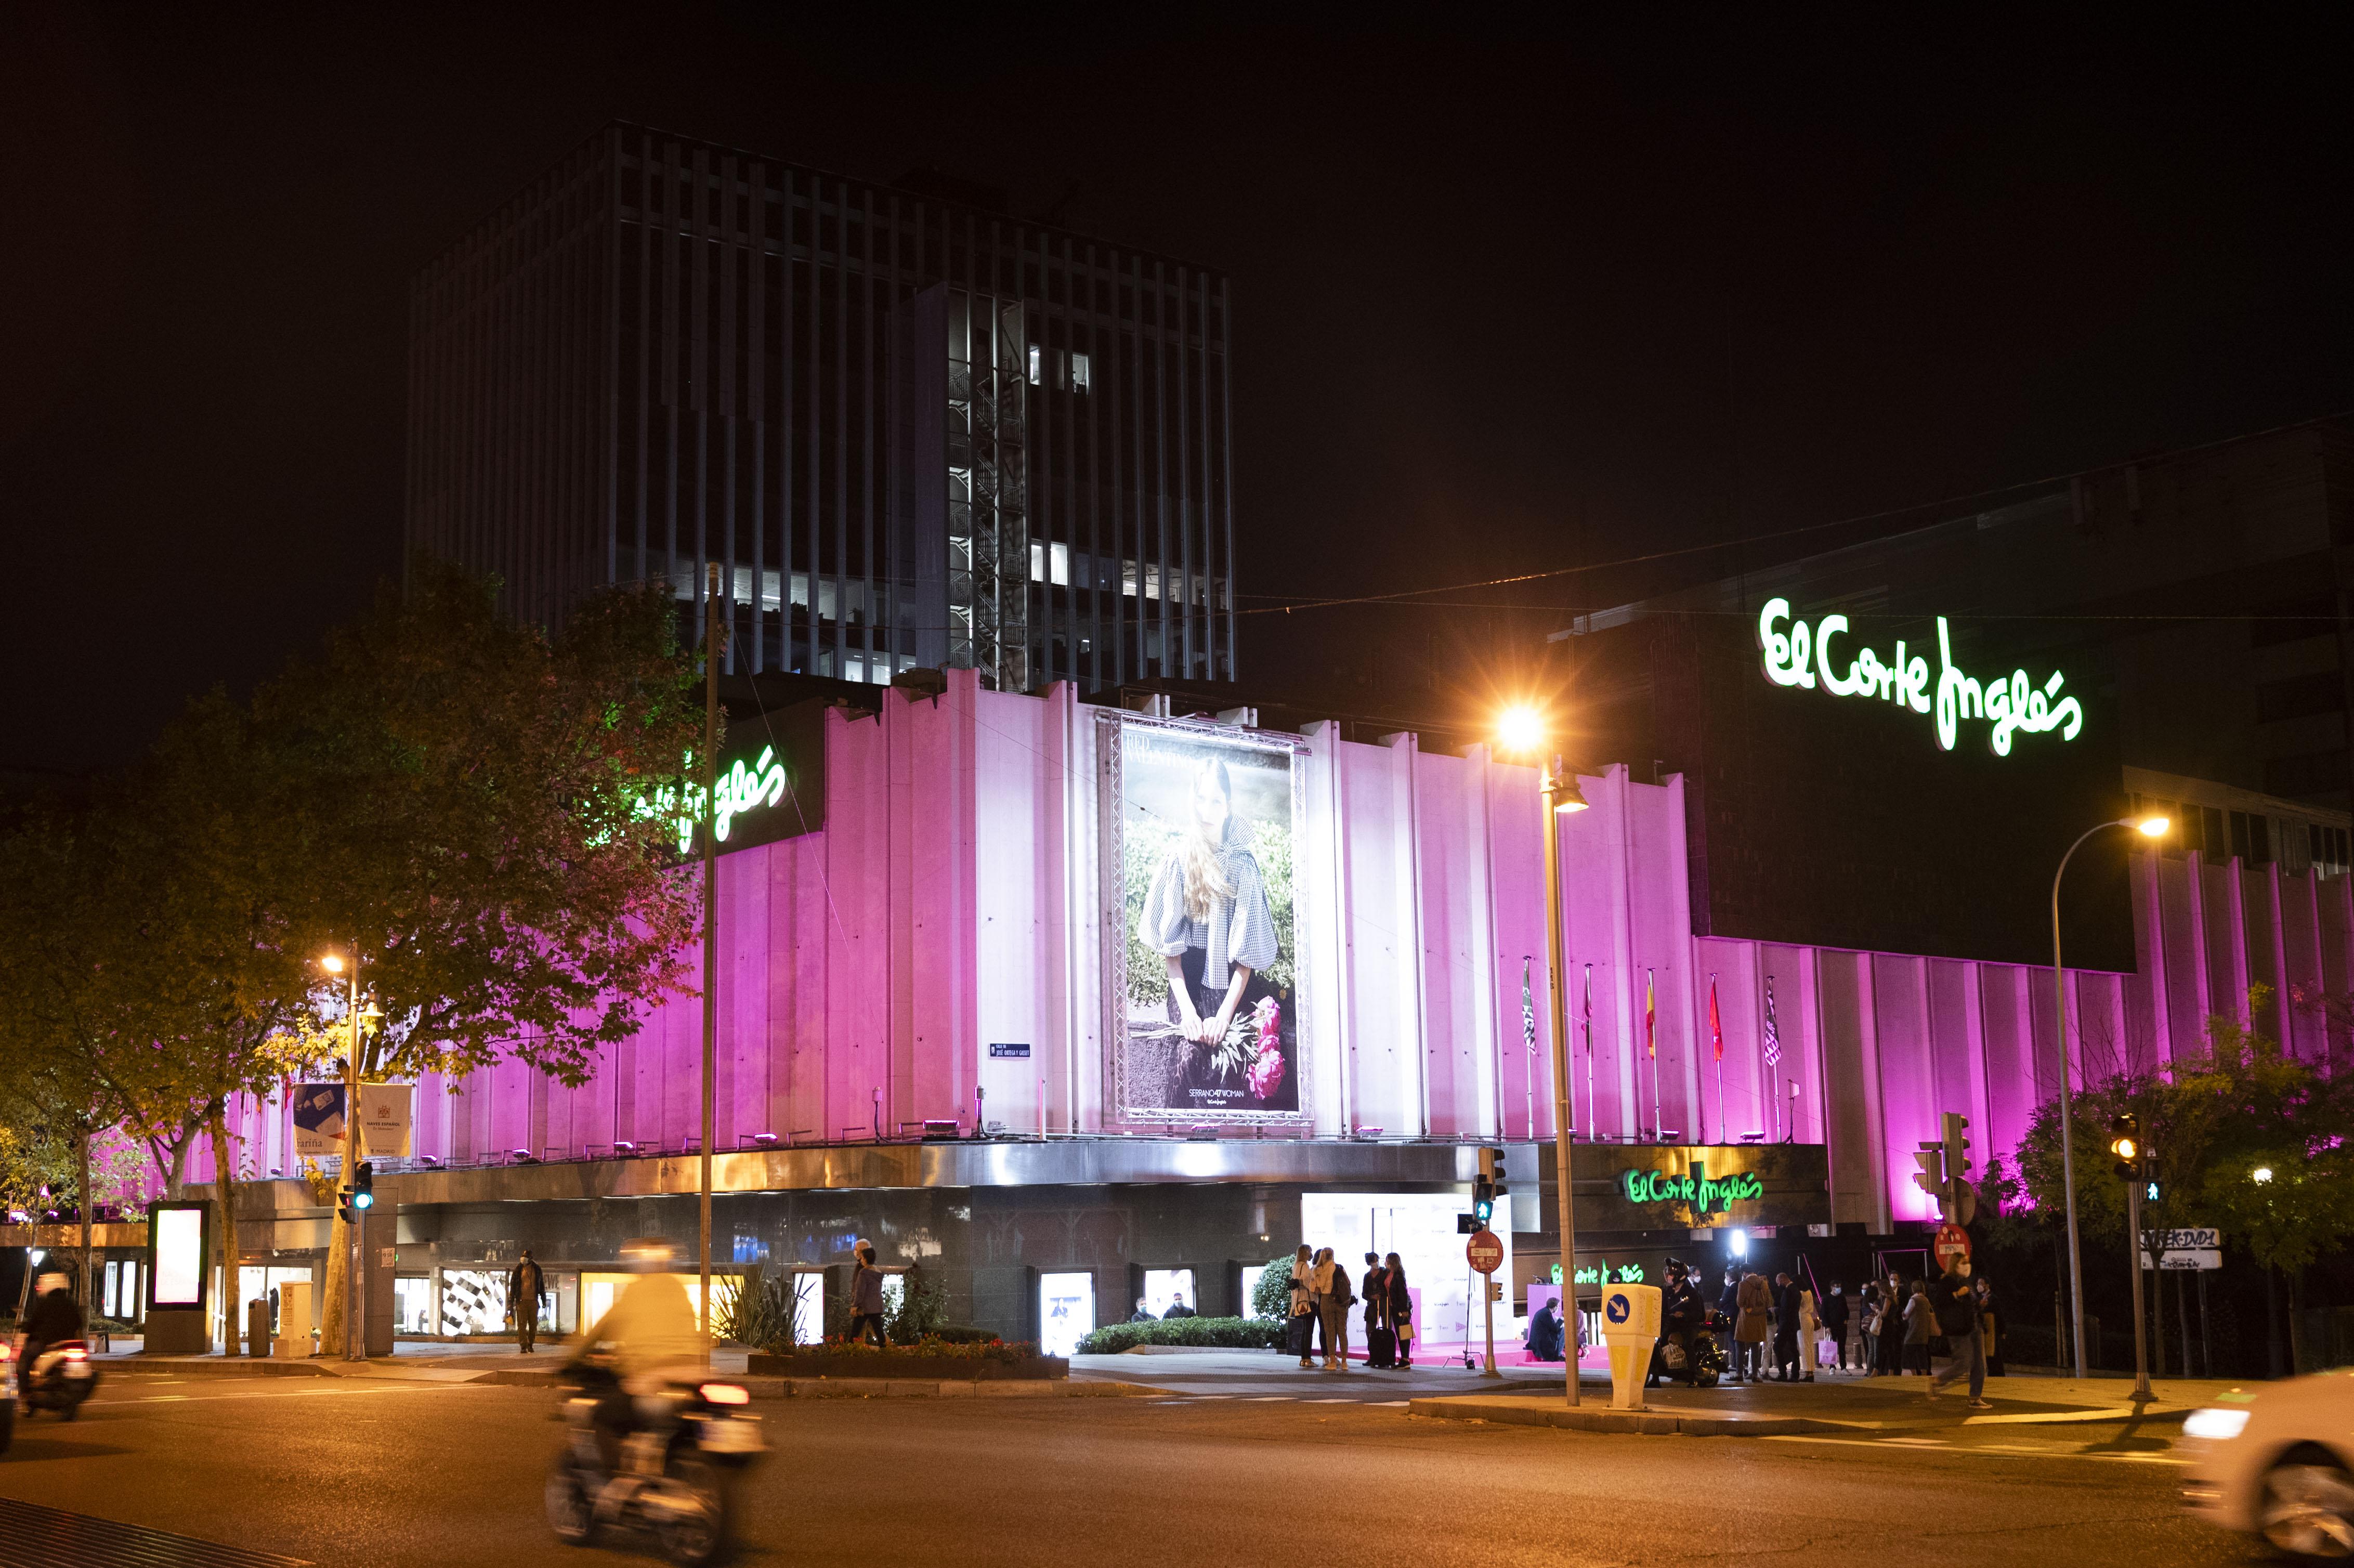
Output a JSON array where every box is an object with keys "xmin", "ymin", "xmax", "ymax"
[{"xmin": 249, "ymin": 561, "xmax": 702, "ymax": 1348}]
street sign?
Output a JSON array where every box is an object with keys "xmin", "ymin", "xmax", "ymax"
[
  {"xmin": 1466, "ymin": 1229, "xmax": 1505, "ymax": 1274},
  {"xmin": 2142, "ymin": 1230, "xmax": 2222, "ymax": 1271},
  {"xmin": 2149, "ymin": 1227, "xmax": 2220, "ymax": 1250},
  {"xmin": 1932, "ymin": 1222, "xmax": 1972, "ymax": 1266},
  {"xmin": 2142, "ymin": 1249, "xmax": 2222, "ymax": 1271}
]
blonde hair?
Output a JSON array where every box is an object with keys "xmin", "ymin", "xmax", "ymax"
[{"xmin": 1179, "ymin": 757, "xmax": 1236, "ymax": 921}]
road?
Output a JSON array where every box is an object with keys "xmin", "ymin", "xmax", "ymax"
[{"xmin": 0, "ymin": 1367, "xmax": 2259, "ymax": 1568}]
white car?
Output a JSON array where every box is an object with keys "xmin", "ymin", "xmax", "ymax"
[{"xmin": 2178, "ymin": 1370, "xmax": 2354, "ymax": 1560}]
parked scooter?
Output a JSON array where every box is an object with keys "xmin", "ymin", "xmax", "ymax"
[
  {"xmin": 1649, "ymin": 1309, "xmax": 1731, "ymax": 1389},
  {"xmin": 18, "ymin": 1338, "xmax": 98, "ymax": 1420},
  {"xmin": 546, "ymin": 1362, "xmax": 767, "ymax": 1566}
]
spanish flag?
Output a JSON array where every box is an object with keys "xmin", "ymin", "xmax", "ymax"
[{"xmin": 1645, "ymin": 971, "xmax": 1657, "ymax": 1059}]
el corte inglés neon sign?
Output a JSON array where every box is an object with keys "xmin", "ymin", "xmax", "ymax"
[
  {"xmin": 633, "ymin": 745, "xmax": 789, "ymax": 854},
  {"xmin": 1619, "ymin": 1166, "xmax": 1763, "ymax": 1216},
  {"xmin": 1757, "ymin": 598, "xmax": 2083, "ymax": 756}
]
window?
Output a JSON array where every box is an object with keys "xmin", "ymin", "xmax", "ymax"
[
  {"xmin": 2229, "ymin": 811, "xmax": 2272, "ymax": 866},
  {"xmin": 1069, "ymin": 350, "xmax": 1090, "ymax": 393},
  {"xmin": 1027, "ymin": 344, "xmax": 1042, "ymax": 386}
]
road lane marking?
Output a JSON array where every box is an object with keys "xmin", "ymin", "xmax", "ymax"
[
  {"xmin": 1762, "ymin": 1434, "xmax": 2186, "ymax": 1465},
  {"xmin": 106, "ymin": 1383, "xmax": 486, "ymax": 1407}
]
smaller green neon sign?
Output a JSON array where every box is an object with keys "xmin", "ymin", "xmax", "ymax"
[
  {"xmin": 1618, "ymin": 1165, "xmax": 1763, "ymax": 1217},
  {"xmin": 632, "ymin": 744, "xmax": 789, "ymax": 855}
]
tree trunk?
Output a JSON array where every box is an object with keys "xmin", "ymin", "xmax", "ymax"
[
  {"xmin": 78, "ymin": 1125, "xmax": 94, "ymax": 1321},
  {"xmin": 2151, "ymin": 1253, "xmax": 2166, "ymax": 1378},
  {"xmin": 209, "ymin": 1110, "xmax": 239, "ymax": 1356}
]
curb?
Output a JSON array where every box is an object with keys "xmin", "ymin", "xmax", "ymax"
[
  {"xmin": 105, "ymin": 1357, "xmax": 1156, "ymax": 1401},
  {"xmin": 1408, "ymin": 1396, "xmax": 1830, "ymax": 1437}
]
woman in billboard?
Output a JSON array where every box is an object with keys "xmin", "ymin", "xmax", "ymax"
[{"xmin": 1138, "ymin": 756, "xmax": 1284, "ymax": 1108}]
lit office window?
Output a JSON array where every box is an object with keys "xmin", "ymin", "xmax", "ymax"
[
  {"xmin": 1069, "ymin": 351, "xmax": 1091, "ymax": 393},
  {"xmin": 1028, "ymin": 344, "xmax": 1042, "ymax": 386}
]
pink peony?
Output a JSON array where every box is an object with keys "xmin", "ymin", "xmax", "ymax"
[
  {"xmin": 1248, "ymin": 1046, "xmax": 1286, "ymax": 1101},
  {"xmin": 1253, "ymin": 996, "xmax": 1282, "ymax": 1052}
]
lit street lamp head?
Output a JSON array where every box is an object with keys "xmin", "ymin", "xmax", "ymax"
[
  {"xmin": 2254, "ymin": 1165, "xmax": 2274, "ymax": 1184},
  {"xmin": 2132, "ymin": 815, "xmax": 2170, "ymax": 838},
  {"xmin": 320, "ymin": 953, "xmax": 345, "ymax": 974},
  {"xmin": 1496, "ymin": 704, "xmax": 1546, "ymax": 757},
  {"xmin": 1550, "ymin": 776, "xmax": 1590, "ymax": 814}
]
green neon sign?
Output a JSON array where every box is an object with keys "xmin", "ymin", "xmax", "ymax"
[
  {"xmin": 1618, "ymin": 1165, "xmax": 1763, "ymax": 1218},
  {"xmin": 1757, "ymin": 598, "xmax": 2083, "ymax": 756},
  {"xmin": 632, "ymin": 744, "xmax": 789, "ymax": 855}
]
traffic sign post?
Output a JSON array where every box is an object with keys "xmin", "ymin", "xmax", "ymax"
[
  {"xmin": 1932, "ymin": 1222, "xmax": 1972, "ymax": 1270},
  {"xmin": 1467, "ymin": 1229, "xmax": 1503, "ymax": 1380},
  {"xmin": 2141, "ymin": 1227, "xmax": 2222, "ymax": 1272}
]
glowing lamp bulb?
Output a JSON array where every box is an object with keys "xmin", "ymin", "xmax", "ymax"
[
  {"xmin": 1497, "ymin": 705, "xmax": 1545, "ymax": 756},
  {"xmin": 2135, "ymin": 816, "xmax": 2170, "ymax": 838},
  {"xmin": 2253, "ymin": 1165, "xmax": 2274, "ymax": 1184},
  {"xmin": 321, "ymin": 954, "xmax": 346, "ymax": 974}
]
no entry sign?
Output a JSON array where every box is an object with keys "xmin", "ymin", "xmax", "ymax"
[
  {"xmin": 1933, "ymin": 1222, "xmax": 1972, "ymax": 1266},
  {"xmin": 1466, "ymin": 1230, "xmax": 1504, "ymax": 1274}
]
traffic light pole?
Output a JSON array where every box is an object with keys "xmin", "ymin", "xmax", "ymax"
[
  {"xmin": 342, "ymin": 957, "xmax": 366, "ymax": 1363},
  {"xmin": 2125, "ymin": 1171, "xmax": 2151, "ymax": 1401}
]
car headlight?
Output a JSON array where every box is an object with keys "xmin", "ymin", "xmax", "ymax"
[{"xmin": 2182, "ymin": 1407, "xmax": 2251, "ymax": 1441}]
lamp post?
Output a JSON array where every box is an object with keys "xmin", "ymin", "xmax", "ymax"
[
  {"xmin": 2049, "ymin": 813, "xmax": 2168, "ymax": 1380},
  {"xmin": 1499, "ymin": 705, "xmax": 1589, "ymax": 1407},
  {"xmin": 321, "ymin": 949, "xmax": 366, "ymax": 1361}
]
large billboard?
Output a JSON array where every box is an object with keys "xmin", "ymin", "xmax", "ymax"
[{"xmin": 1098, "ymin": 714, "xmax": 1311, "ymax": 1126}]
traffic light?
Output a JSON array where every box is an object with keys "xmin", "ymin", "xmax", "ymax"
[
  {"xmin": 1489, "ymin": 1147, "xmax": 1510, "ymax": 1201},
  {"xmin": 1472, "ymin": 1147, "xmax": 1505, "ymax": 1227},
  {"xmin": 1910, "ymin": 1142, "xmax": 1946, "ymax": 1205},
  {"xmin": 2109, "ymin": 1113, "xmax": 2141, "ymax": 1180},
  {"xmin": 1940, "ymin": 1111, "xmax": 1976, "ymax": 1224},
  {"xmin": 352, "ymin": 1160, "xmax": 375, "ymax": 1211}
]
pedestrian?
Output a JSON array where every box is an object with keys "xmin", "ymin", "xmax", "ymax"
[
  {"xmin": 1769, "ymin": 1271, "xmax": 1802, "ymax": 1381},
  {"xmin": 1526, "ymin": 1293, "xmax": 1566, "ymax": 1362},
  {"xmin": 1322, "ymin": 1251, "xmax": 1355, "ymax": 1369},
  {"xmin": 1162, "ymin": 1294, "xmax": 1196, "ymax": 1319},
  {"xmin": 1820, "ymin": 1281, "xmax": 1851, "ymax": 1373},
  {"xmin": 1290, "ymin": 1244, "xmax": 1317, "ymax": 1368},
  {"xmin": 1385, "ymin": 1254, "xmax": 1415, "ymax": 1369},
  {"xmin": 1883, "ymin": 1277, "xmax": 1913, "ymax": 1376},
  {"xmin": 1723, "ymin": 1262, "xmax": 1742, "ymax": 1375},
  {"xmin": 1902, "ymin": 1279, "xmax": 1932, "ymax": 1374},
  {"xmin": 1735, "ymin": 1268, "xmax": 1772, "ymax": 1382},
  {"xmin": 1308, "ymin": 1247, "xmax": 1339, "ymax": 1368},
  {"xmin": 1974, "ymin": 1275, "xmax": 2005, "ymax": 1377},
  {"xmin": 1796, "ymin": 1281, "xmax": 1820, "ymax": 1382},
  {"xmin": 1859, "ymin": 1281, "xmax": 1885, "ymax": 1375},
  {"xmin": 1925, "ymin": 1261, "xmax": 1991, "ymax": 1407},
  {"xmin": 507, "ymin": 1249, "xmax": 545, "ymax": 1355},
  {"xmin": 1130, "ymin": 1296, "xmax": 1155, "ymax": 1323},
  {"xmin": 1361, "ymin": 1251, "xmax": 1392, "ymax": 1368},
  {"xmin": 848, "ymin": 1243, "xmax": 888, "ymax": 1347}
]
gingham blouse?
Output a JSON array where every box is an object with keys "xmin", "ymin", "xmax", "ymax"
[{"xmin": 1139, "ymin": 839, "xmax": 1279, "ymax": 991}]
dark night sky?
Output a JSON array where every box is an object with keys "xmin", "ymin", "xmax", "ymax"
[{"xmin": 7, "ymin": 8, "xmax": 2353, "ymax": 775}]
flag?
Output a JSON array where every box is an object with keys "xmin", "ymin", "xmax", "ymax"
[
  {"xmin": 1644, "ymin": 970, "xmax": 1657, "ymax": 1059},
  {"xmin": 1763, "ymin": 975, "xmax": 1782, "ymax": 1069},
  {"xmin": 1708, "ymin": 974, "xmax": 1723, "ymax": 1063},
  {"xmin": 1521, "ymin": 958, "xmax": 1537, "ymax": 1054},
  {"xmin": 1582, "ymin": 964, "xmax": 1592, "ymax": 1054}
]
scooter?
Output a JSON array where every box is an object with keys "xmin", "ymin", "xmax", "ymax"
[
  {"xmin": 1649, "ymin": 1309, "xmax": 1730, "ymax": 1389},
  {"xmin": 546, "ymin": 1366, "xmax": 767, "ymax": 1566},
  {"xmin": 17, "ymin": 1339, "xmax": 97, "ymax": 1421}
]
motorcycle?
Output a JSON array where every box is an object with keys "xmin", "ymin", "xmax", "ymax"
[
  {"xmin": 546, "ymin": 1364, "xmax": 767, "ymax": 1566},
  {"xmin": 18, "ymin": 1338, "xmax": 97, "ymax": 1421},
  {"xmin": 1649, "ymin": 1309, "xmax": 1730, "ymax": 1389}
]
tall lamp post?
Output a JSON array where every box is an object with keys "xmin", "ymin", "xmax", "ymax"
[
  {"xmin": 1499, "ymin": 707, "xmax": 1589, "ymax": 1408},
  {"xmin": 2050, "ymin": 813, "xmax": 2168, "ymax": 1380},
  {"xmin": 319, "ymin": 949, "xmax": 382, "ymax": 1361}
]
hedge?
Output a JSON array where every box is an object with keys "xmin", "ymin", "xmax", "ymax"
[{"xmin": 1075, "ymin": 1315, "xmax": 1288, "ymax": 1355}]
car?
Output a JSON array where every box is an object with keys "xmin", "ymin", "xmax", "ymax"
[{"xmin": 2178, "ymin": 1369, "xmax": 2354, "ymax": 1560}]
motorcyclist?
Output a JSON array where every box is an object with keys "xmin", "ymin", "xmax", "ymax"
[
  {"xmin": 19, "ymin": 1271, "xmax": 85, "ymax": 1410},
  {"xmin": 563, "ymin": 1238, "xmax": 702, "ymax": 1480}
]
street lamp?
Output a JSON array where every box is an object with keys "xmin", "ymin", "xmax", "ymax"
[
  {"xmin": 1497, "ymin": 705, "xmax": 1588, "ymax": 1407},
  {"xmin": 2253, "ymin": 1165, "xmax": 2275, "ymax": 1184},
  {"xmin": 2050, "ymin": 813, "xmax": 2168, "ymax": 1379},
  {"xmin": 320, "ymin": 947, "xmax": 369, "ymax": 1361}
]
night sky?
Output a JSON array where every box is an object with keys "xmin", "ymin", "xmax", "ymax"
[{"xmin": 8, "ymin": 9, "xmax": 2353, "ymax": 776}]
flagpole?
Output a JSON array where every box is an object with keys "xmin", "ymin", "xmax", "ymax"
[
  {"xmin": 1582, "ymin": 964, "xmax": 1596, "ymax": 1140},
  {"xmin": 1711, "ymin": 973, "xmax": 1725, "ymax": 1146},
  {"xmin": 1646, "ymin": 968, "xmax": 1660, "ymax": 1141}
]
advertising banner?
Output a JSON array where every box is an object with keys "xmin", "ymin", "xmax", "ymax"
[
  {"xmin": 291, "ymin": 1083, "xmax": 347, "ymax": 1156},
  {"xmin": 356, "ymin": 1084, "xmax": 413, "ymax": 1157},
  {"xmin": 149, "ymin": 1201, "xmax": 209, "ymax": 1310},
  {"xmin": 1100, "ymin": 714, "xmax": 1310, "ymax": 1125}
]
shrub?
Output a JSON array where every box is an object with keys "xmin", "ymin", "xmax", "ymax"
[
  {"xmin": 1073, "ymin": 1315, "xmax": 1287, "ymax": 1355},
  {"xmin": 804, "ymin": 1333, "xmax": 1039, "ymax": 1364},
  {"xmin": 716, "ymin": 1274, "xmax": 799, "ymax": 1353},
  {"xmin": 1250, "ymin": 1253, "xmax": 1298, "ymax": 1321}
]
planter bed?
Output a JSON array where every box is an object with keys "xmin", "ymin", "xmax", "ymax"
[{"xmin": 746, "ymin": 1351, "xmax": 1067, "ymax": 1381}]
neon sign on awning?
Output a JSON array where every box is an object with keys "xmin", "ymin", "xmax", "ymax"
[
  {"xmin": 1619, "ymin": 1165, "xmax": 1763, "ymax": 1217},
  {"xmin": 1756, "ymin": 598, "xmax": 2083, "ymax": 756}
]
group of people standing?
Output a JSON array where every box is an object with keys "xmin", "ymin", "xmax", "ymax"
[
  {"xmin": 1705, "ymin": 1258, "xmax": 2001, "ymax": 1398},
  {"xmin": 1287, "ymin": 1245, "xmax": 1413, "ymax": 1369},
  {"xmin": 1853, "ymin": 1264, "xmax": 2003, "ymax": 1391},
  {"xmin": 1719, "ymin": 1263, "xmax": 1826, "ymax": 1382}
]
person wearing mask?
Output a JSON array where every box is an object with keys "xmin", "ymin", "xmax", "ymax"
[
  {"xmin": 1161, "ymin": 1297, "xmax": 1196, "ymax": 1319},
  {"xmin": 1925, "ymin": 1261, "xmax": 1992, "ymax": 1407},
  {"xmin": 507, "ymin": 1249, "xmax": 546, "ymax": 1355},
  {"xmin": 564, "ymin": 1238, "xmax": 702, "ymax": 1480},
  {"xmin": 1320, "ymin": 1251, "xmax": 1354, "ymax": 1370},
  {"xmin": 1361, "ymin": 1252, "xmax": 1391, "ymax": 1368},
  {"xmin": 1795, "ymin": 1280, "xmax": 1821, "ymax": 1382},
  {"xmin": 1384, "ymin": 1254, "xmax": 1416, "ymax": 1369},
  {"xmin": 1902, "ymin": 1280, "xmax": 1933, "ymax": 1374},
  {"xmin": 1819, "ymin": 1282, "xmax": 1851, "ymax": 1374},
  {"xmin": 18, "ymin": 1271, "xmax": 84, "ymax": 1412},
  {"xmin": 1770, "ymin": 1271, "xmax": 1803, "ymax": 1381},
  {"xmin": 1859, "ymin": 1282, "xmax": 1885, "ymax": 1375},
  {"xmin": 848, "ymin": 1243, "xmax": 888, "ymax": 1347},
  {"xmin": 1653, "ymin": 1259, "xmax": 1702, "ymax": 1386},
  {"xmin": 1883, "ymin": 1278, "xmax": 1913, "ymax": 1376},
  {"xmin": 1289, "ymin": 1245, "xmax": 1316, "ymax": 1368},
  {"xmin": 1735, "ymin": 1269, "xmax": 1772, "ymax": 1382},
  {"xmin": 1129, "ymin": 1297, "xmax": 1156, "ymax": 1324}
]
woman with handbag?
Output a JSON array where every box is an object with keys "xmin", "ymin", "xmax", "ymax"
[
  {"xmin": 1385, "ymin": 1255, "xmax": 1414, "ymax": 1368},
  {"xmin": 1289, "ymin": 1244, "xmax": 1316, "ymax": 1368}
]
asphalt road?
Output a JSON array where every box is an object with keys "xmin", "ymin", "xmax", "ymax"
[{"xmin": 0, "ymin": 1369, "xmax": 2263, "ymax": 1568}]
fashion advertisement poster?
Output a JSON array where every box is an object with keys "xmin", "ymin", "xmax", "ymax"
[{"xmin": 1103, "ymin": 715, "xmax": 1307, "ymax": 1123}]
